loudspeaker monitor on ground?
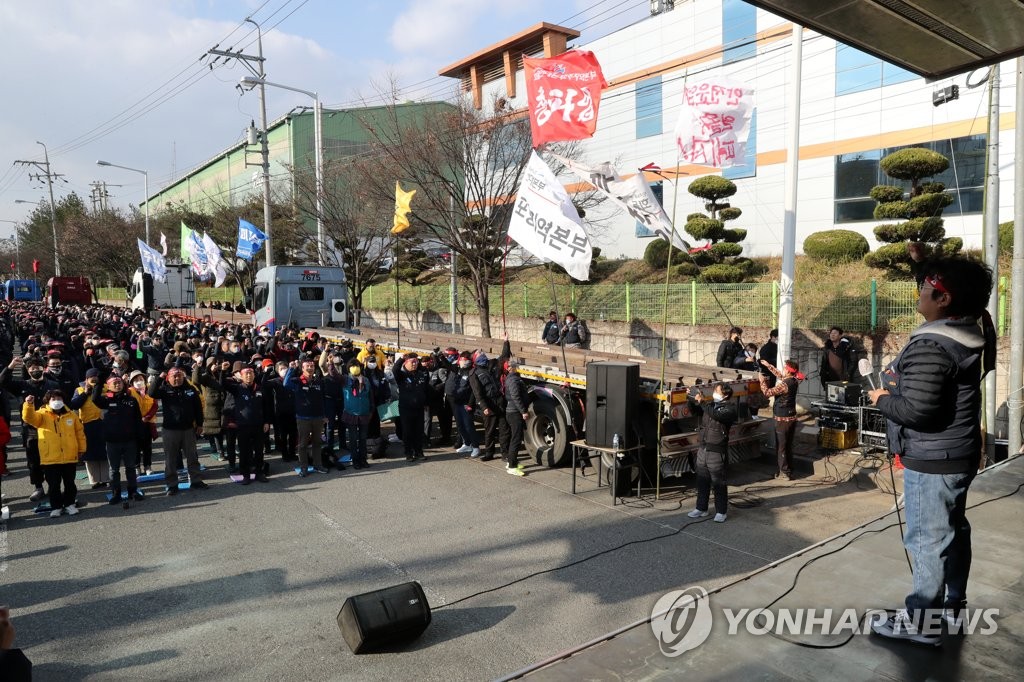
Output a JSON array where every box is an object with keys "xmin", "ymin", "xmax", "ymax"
[{"xmin": 337, "ymin": 581, "xmax": 432, "ymax": 654}]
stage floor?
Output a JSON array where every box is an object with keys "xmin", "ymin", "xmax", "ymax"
[{"xmin": 521, "ymin": 455, "xmax": 1024, "ymax": 681}]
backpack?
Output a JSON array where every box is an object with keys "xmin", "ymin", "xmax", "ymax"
[{"xmin": 576, "ymin": 319, "xmax": 589, "ymax": 345}]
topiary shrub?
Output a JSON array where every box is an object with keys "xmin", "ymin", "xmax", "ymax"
[
  {"xmin": 698, "ymin": 264, "xmax": 744, "ymax": 283},
  {"xmin": 643, "ymin": 238, "xmax": 680, "ymax": 268},
  {"xmin": 803, "ymin": 229, "xmax": 869, "ymax": 263},
  {"xmin": 711, "ymin": 242, "xmax": 743, "ymax": 258},
  {"xmin": 673, "ymin": 262, "xmax": 700, "ymax": 278},
  {"xmin": 682, "ymin": 175, "xmax": 750, "ymax": 283},
  {"xmin": 866, "ymin": 146, "xmax": 960, "ymax": 274},
  {"xmin": 870, "ymin": 185, "xmax": 905, "ymax": 203}
]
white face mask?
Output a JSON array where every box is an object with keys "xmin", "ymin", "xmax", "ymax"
[
  {"xmin": 712, "ymin": 393, "xmax": 725, "ymax": 403},
  {"xmin": 49, "ymin": 400, "xmax": 65, "ymax": 411},
  {"xmin": 133, "ymin": 381, "xmax": 146, "ymax": 391}
]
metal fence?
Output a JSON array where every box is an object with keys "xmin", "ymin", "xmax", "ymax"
[
  {"xmin": 98, "ymin": 275, "xmax": 1012, "ymax": 335},
  {"xmin": 362, "ymin": 277, "xmax": 1013, "ymax": 334}
]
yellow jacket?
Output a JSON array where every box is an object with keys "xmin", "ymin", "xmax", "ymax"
[
  {"xmin": 356, "ymin": 347, "xmax": 386, "ymax": 367},
  {"xmin": 74, "ymin": 386, "xmax": 103, "ymax": 423},
  {"xmin": 129, "ymin": 387, "xmax": 158, "ymax": 423},
  {"xmin": 22, "ymin": 403, "xmax": 87, "ymax": 466}
]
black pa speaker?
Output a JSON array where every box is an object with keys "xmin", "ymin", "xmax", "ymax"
[
  {"xmin": 337, "ymin": 581, "xmax": 432, "ymax": 654},
  {"xmin": 585, "ymin": 362, "xmax": 640, "ymax": 448}
]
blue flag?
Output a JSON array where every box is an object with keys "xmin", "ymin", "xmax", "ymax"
[{"xmin": 237, "ymin": 218, "xmax": 267, "ymax": 260}]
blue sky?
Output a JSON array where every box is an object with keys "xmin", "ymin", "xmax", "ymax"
[{"xmin": 0, "ymin": 0, "xmax": 649, "ymax": 228}]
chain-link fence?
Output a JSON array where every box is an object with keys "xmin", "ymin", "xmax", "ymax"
[{"xmin": 362, "ymin": 277, "xmax": 1012, "ymax": 334}]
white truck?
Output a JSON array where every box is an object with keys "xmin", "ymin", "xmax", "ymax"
[
  {"xmin": 249, "ymin": 265, "xmax": 348, "ymax": 333},
  {"xmin": 130, "ymin": 265, "xmax": 196, "ymax": 311}
]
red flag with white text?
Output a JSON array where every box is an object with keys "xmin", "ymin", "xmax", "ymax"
[{"xmin": 524, "ymin": 50, "xmax": 607, "ymax": 147}]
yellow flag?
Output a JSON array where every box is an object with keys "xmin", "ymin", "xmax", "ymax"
[{"xmin": 392, "ymin": 181, "xmax": 416, "ymax": 234}]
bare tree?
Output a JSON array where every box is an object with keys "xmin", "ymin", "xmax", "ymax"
[
  {"xmin": 290, "ymin": 158, "xmax": 395, "ymax": 320},
  {"xmin": 350, "ymin": 89, "xmax": 605, "ymax": 337}
]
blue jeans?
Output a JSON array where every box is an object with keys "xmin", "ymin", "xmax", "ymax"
[
  {"xmin": 452, "ymin": 402, "xmax": 477, "ymax": 447},
  {"xmin": 902, "ymin": 468, "xmax": 974, "ymax": 613}
]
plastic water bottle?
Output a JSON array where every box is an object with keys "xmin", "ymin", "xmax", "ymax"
[{"xmin": 612, "ymin": 433, "xmax": 621, "ymax": 452}]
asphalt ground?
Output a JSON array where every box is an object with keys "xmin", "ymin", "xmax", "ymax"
[{"xmin": 1, "ymin": 421, "xmax": 896, "ymax": 682}]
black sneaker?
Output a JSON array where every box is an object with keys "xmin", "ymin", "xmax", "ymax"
[
  {"xmin": 167, "ymin": 487, "xmax": 179, "ymax": 496},
  {"xmin": 191, "ymin": 480, "xmax": 210, "ymax": 490},
  {"xmin": 108, "ymin": 494, "xmax": 122, "ymax": 505},
  {"xmin": 255, "ymin": 474, "xmax": 269, "ymax": 483},
  {"xmin": 297, "ymin": 468, "xmax": 307, "ymax": 478},
  {"xmin": 131, "ymin": 491, "xmax": 145, "ymax": 501}
]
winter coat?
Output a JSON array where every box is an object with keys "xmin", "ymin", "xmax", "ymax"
[
  {"xmin": 21, "ymin": 403, "xmax": 86, "ymax": 465},
  {"xmin": 690, "ymin": 398, "xmax": 738, "ymax": 455},
  {"xmin": 342, "ymin": 375, "xmax": 373, "ymax": 417},
  {"xmin": 283, "ymin": 368, "xmax": 326, "ymax": 420},
  {"xmin": 876, "ymin": 317, "xmax": 985, "ymax": 474},
  {"xmin": 504, "ymin": 371, "xmax": 530, "ymax": 415},
  {"xmin": 193, "ymin": 367, "xmax": 226, "ymax": 434},
  {"xmin": 91, "ymin": 386, "xmax": 144, "ymax": 443}
]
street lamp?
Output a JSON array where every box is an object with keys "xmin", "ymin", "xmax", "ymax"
[
  {"xmin": 96, "ymin": 160, "xmax": 150, "ymax": 245},
  {"xmin": 240, "ymin": 75, "xmax": 325, "ymax": 266}
]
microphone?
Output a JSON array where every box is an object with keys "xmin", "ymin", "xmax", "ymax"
[{"xmin": 858, "ymin": 358, "xmax": 877, "ymax": 390}]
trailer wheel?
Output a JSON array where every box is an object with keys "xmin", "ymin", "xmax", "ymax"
[{"xmin": 525, "ymin": 394, "xmax": 570, "ymax": 467}]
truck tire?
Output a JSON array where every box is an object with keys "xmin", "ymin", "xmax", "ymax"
[{"xmin": 525, "ymin": 393, "xmax": 570, "ymax": 467}]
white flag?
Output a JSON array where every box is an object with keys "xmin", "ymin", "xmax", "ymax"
[
  {"xmin": 201, "ymin": 232, "xmax": 229, "ymax": 288},
  {"xmin": 674, "ymin": 78, "xmax": 754, "ymax": 168},
  {"xmin": 548, "ymin": 153, "xmax": 689, "ymax": 252},
  {"xmin": 137, "ymin": 239, "xmax": 167, "ymax": 283},
  {"xmin": 508, "ymin": 151, "xmax": 592, "ymax": 281},
  {"xmin": 159, "ymin": 232, "xmax": 168, "ymax": 256}
]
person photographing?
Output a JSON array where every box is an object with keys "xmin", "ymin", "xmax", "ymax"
[{"xmin": 686, "ymin": 383, "xmax": 737, "ymax": 523}]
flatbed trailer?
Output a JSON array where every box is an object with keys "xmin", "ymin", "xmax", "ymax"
[{"xmin": 314, "ymin": 327, "xmax": 769, "ymax": 493}]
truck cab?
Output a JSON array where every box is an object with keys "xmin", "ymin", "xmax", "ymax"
[
  {"xmin": 45, "ymin": 276, "xmax": 92, "ymax": 308},
  {"xmin": 250, "ymin": 265, "xmax": 348, "ymax": 333}
]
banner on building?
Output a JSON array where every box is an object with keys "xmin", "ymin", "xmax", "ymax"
[
  {"xmin": 237, "ymin": 218, "xmax": 267, "ymax": 260},
  {"xmin": 137, "ymin": 238, "xmax": 167, "ymax": 283},
  {"xmin": 524, "ymin": 50, "xmax": 607, "ymax": 147},
  {"xmin": 548, "ymin": 153, "xmax": 689, "ymax": 252},
  {"xmin": 508, "ymin": 151, "xmax": 592, "ymax": 281},
  {"xmin": 674, "ymin": 79, "xmax": 754, "ymax": 168}
]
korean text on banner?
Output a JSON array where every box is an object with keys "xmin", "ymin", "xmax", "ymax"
[
  {"xmin": 237, "ymin": 218, "xmax": 267, "ymax": 260},
  {"xmin": 673, "ymin": 79, "xmax": 754, "ymax": 168},
  {"xmin": 524, "ymin": 50, "xmax": 607, "ymax": 147},
  {"xmin": 548, "ymin": 153, "xmax": 688, "ymax": 252},
  {"xmin": 137, "ymin": 239, "xmax": 167, "ymax": 283},
  {"xmin": 507, "ymin": 151, "xmax": 592, "ymax": 281}
]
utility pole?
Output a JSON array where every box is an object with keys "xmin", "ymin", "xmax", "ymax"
[
  {"xmin": 205, "ymin": 17, "xmax": 273, "ymax": 266},
  {"xmin": 15, "ymin": 141, "xmax": 63, "ymax": 276}
]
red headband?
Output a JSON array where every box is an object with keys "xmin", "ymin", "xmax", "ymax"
[{"xmin": 923, "ymin": 274, "xmax": 949, "ymax": 295}]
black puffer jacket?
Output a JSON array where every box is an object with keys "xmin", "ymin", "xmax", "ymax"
[
  {"xmin": 690, "ymin": 398, "xmax": 738, "ymax": 455},
  {"xmin": 876, "ymin": 318, "xmax": 984, "ymax": 474}
]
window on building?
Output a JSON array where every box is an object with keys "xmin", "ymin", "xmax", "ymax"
[
  {"xmin": 486, "ymin": 122, "xmax": 527, "ymax": 172},
  {"xmin": 636, "ymin": 182, "xmax": 664, "ymax": 237},
  {"xmin": 635, "ymin": 76, "xmax": 663, "ymax": 139},
  {"xmin": 723, "ymin": 109, "xmax": 757, "ymax": 180},
  {"xmin": 834, "ymin": 134, "xmax": 986, "ymax": 223},
  {"xmin": 723, "ymin": 0, "xmax": 757, "ymax": 64},
  {"xmin": 835, "ymin": 44, "xmax": 917, "ymax": 96}
]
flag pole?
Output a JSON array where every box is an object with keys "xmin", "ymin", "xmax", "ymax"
[{"xmin": 653, "ymin": 154, "xmax": 685, "ymax": 500}]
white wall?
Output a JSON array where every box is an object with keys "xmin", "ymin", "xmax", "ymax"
[{"xmin": 472, "ymin": 0, "xmax": 1019, "ymax": 260}]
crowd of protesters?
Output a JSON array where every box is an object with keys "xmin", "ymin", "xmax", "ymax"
[{"xmin": 0, "ymin": 300, "xmax": 533, "ymax": 519}]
